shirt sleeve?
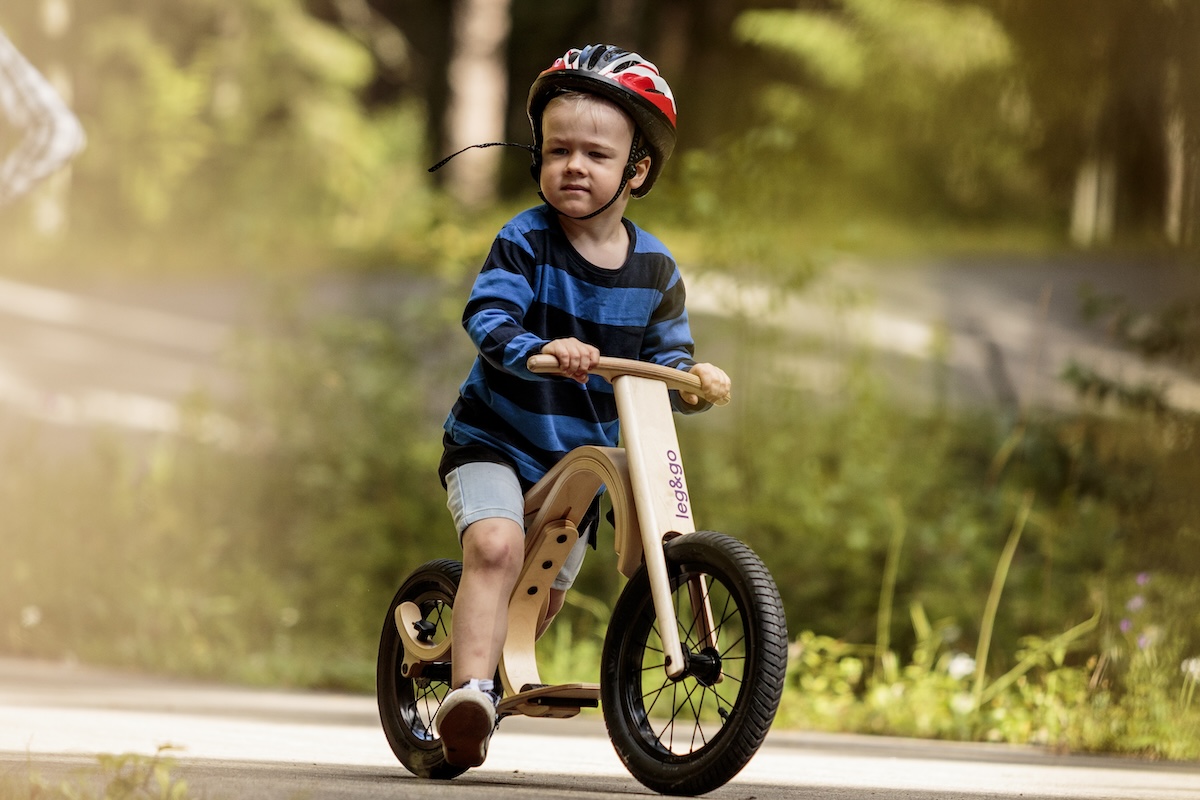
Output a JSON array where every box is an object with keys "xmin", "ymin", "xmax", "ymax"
[
  {"xmin": 461, "ymin": 231, "xmax": 549, "ymax": 380},
  {"xmin": 641, "ymin": 258, "xmax": 710, "ymax": 413},
  {"xmin": 0, "ymin": 29, "xmax": 86, "ymax": 207},
  {"xmin": 642, "ymin": 265, "xmax": 698, "ymax": 368}
]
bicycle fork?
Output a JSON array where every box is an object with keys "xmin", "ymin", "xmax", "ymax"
[{"xmin": 614, "ymin": 374, "xmax": 719, "ymax": 681}]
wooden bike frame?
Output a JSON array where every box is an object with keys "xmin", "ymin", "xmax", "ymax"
[{"xmin": 395, "ymin": 355, "xmax": 726, "ymax": 717}]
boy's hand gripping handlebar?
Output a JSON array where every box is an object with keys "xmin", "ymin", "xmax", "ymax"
[{"xmin": 527, "ymin": 354, "xmax": 730, "ymax": 406}]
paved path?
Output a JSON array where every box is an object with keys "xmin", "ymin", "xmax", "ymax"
[
  {"xmin": 689, "ymin": 254, "xmax": 1200, "ymax": 412},
  {"xmin": 1, "ymin": 657, "xmax": 1198, "ymax": 799}
]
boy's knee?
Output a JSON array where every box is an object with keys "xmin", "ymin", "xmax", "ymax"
[{"xmin": 462, "ymin": 518, "xmax": 524, "ymax": 572}]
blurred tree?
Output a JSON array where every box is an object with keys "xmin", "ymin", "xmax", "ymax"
[
  {"xmin": 722, "ymin": 0, "xmax": 1037, "ymax": 234},
  {"xmin": 979, "ymin": 0, "xmax": 1200, "ymax": 248},
  {"xmin": 442, "ymin": 0, "xmax": 512, "ymax": 208},
  {"xmin": 5, "ymin": 0, "xmax": 1197, "ymax": 271},
  {"xmin": 382, "ymin": 0, "xmax": 776, "ymax": 202},
  {"xmin": 5, "ymin": 0, "xmax": 431, "ymax": 269},
  {"xmin": 363, "ymin": 0, "xmax": 452, "ymax": 160}
]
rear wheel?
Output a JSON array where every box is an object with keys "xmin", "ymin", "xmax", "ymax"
[
  {"xmin": 601, "ymin": 531, "xmax": 788, "ymax": 796},
  {"xmin": 376, "ymin": 559, "xmax": 464, "ymax": 780}
]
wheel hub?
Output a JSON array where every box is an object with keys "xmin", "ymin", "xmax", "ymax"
[{"xmin": 682, "ymin": 647, "xmax": 723, "ymax": 687}]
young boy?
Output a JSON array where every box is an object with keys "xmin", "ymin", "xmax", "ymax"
[{"xmin": 434, "ymin": 44, "xmax": 730, "ymax": 768}]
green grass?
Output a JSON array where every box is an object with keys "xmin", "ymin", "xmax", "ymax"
[{"xmin": 0, "ymin": 749, "xmax": 192, "ymax": 800}]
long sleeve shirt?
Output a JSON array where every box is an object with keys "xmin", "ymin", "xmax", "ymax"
[
  {"xmin": 442, "ymin": 204, "xmax": 701, "ymax": 488},
  {"xmin": 0, "ymin": 28, "xmax": 85, "ymax": 207}
]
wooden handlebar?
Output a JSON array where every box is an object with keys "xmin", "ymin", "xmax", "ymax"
[{"xmin": 526, "ymin": 354, "xmax": 730, "ymax": 407}]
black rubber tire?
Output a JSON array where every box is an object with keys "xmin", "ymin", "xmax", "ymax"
[
  {"xmin": 376, "ymin": 558, "xmax": 465, "ymax": 780},
  {"xmin": 601, "ymin": 531, "xmax": 788, "ymax": 796}
]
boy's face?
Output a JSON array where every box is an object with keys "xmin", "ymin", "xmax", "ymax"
[{"xmin": 539, "ymin": 94, "xmax": 650, "ymax": 220}]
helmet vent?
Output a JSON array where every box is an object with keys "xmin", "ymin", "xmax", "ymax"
[{"xmin": 585, "ymin": 47, "xmax": 609, "ymax": 69}]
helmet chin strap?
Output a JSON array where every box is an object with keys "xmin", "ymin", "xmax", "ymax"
[
  {"xmin": 426, "ymin": 141, "xmax": 536, "ymax": 173},
  {"xmin": 538, "ymin": 182, "xmax": 625, "ymax": 221},
  {"xmin": 427, "ymin": 135, "xmax": 647, "ymax": 222}
]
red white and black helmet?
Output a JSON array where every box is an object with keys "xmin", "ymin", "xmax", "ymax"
[{"xmin": 528, "ymin": 44, "xmax": 677, "ymax": 197}]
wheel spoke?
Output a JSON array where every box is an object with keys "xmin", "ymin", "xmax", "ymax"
[
  {"xmin": 682, "ymin": 681, "xmax": 710, "ymax": 751},
  {"xmin": 641, "ymin": 676, "xmax": 672, "ymax": 718}
]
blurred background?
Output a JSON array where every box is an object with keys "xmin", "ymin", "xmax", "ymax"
[{"xmin": 1, "ymin": 0, "xmax": 1197, "ymax": 757}]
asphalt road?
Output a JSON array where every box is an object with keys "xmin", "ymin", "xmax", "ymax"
[
  {"xmin": 0, "ymin": 274, "xmax": 236, "ymax": 439},
  {"xmin": 0, "ymin": 662, "xmax": 1195, "ymax": 800},
  {"xmin": 688, "ymin": 254, "xmax": 1200, "ymax": 412},
  {"xmin": 1, "ymin": 656, "xmax": 1199, "ymax": 799}
]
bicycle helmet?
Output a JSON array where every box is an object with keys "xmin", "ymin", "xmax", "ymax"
[{"xmin": 528, "ymin": 44, "xmax": 677, "ymax": 198}]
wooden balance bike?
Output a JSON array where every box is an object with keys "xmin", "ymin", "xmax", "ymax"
[{"xmin": 376, "ymin": 355, "xmax": 788, "ymax": 796}]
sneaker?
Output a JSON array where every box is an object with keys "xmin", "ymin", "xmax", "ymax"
[{"xmin": 434, "ymin": 685, "xmax": 497, "ymax": 768}]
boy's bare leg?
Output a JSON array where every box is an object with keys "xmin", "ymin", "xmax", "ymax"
[
  {"xmin": 452, "ymin": 517, "xmax": 525, "ymax": 688},
  {"xmin": 536, "ymin": 588, "xmax": 567, "ymax": 640}
]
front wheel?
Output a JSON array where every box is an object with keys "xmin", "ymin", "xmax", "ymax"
[
  {"xmin": 377, "ymin": 559, "xmax": 464, "ymax": 780},
  {"xmin": 601, "ymin": 531, "xmax": 788, "ymax": 796}
]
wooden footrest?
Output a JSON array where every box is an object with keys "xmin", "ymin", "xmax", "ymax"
[{"xmin": 497, "ymin": 682, "xmax": 600, "ymax": 719}]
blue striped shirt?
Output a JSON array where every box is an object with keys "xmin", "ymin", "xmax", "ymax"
[{"xmin": 443, "ymin": 205, "xmax": 702, "ymax": 488}]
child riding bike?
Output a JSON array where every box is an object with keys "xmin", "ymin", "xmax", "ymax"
[{"xmin": 434, "ymin": 43, "xmax": 730, "ymax": 769}]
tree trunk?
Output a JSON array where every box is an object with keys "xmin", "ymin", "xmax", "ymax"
[
  {"xmin": 1070, "ymin": 152, "xmax": 1116, "ymax": 247},
  {"xmin": 1164, "ymin": 17, "xmax": 1200, "ymax": 250},
  {"xmin": 1164, "ymin": 61, "xmax": 1188, "ymax": 247},
  {"xmin": 442, "ymin": 0, "xmax": 511, "ymax": 209}
]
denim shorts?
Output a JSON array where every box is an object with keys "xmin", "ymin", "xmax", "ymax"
[{"xmin": 445, "ymin": 461, "xmax": 589, "ymax": 591}]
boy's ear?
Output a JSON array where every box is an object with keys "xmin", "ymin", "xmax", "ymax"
[{"xmin": 627, "ymin": 155, "xmax": 652, "ymax": 191}]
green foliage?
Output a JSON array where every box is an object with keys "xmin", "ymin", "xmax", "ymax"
[
  {"xmin": 636, "ymin": 0, "xmax": 1056, "ymax": 296},
  {"xmin": 1, "ymin": 747, "xmax": 191, "ymax": 800},
  {"xmin": 536, "ymin": 590, "xmax": 609, "ymax": 687},
  {"xmin": 4, "ymin": 0, "xmax": 1198, "ymax": 275},
  {"xmin": 725, "ymin": 0, "xmax": 1041, "ymax": 224},
  {"xmin": 0, "ymin": 293, "xmax": 461, "ymax": 689},
  {"xmin": 1, "ymin": 0, "xmax": 433, "ymax": 276},
  {"xmin": 738, "ymin": 0, "xmax": 1013, "ymax": 92},
  {"xmin": 1062, "ymin": 285, "xmax": 1200, "ymax": 415},
  {"xmin": 220, "ymin": 300, "xmax": 459, "ymax": 660},
  {"xmin": 778, "ymin": 595, "xmax": 1199, "ymax": 757}
]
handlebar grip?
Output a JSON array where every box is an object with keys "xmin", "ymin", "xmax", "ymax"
[{"xmin": 527, "ymin": 354, "xmax": 730, "ymax": 407}]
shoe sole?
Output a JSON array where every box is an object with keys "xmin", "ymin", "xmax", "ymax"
[{"xmin": 437, "ymin": 696, "xmax": 494, "ymax": 768}]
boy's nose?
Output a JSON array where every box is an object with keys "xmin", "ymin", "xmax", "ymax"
[{"xmin": 565, "ymin": 151, "xmax": 586, "ymax": 173}]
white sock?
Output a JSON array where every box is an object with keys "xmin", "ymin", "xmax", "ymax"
[{"xmin": 461, "ymin": 678, "xmax": 494, "ymax": 694}]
